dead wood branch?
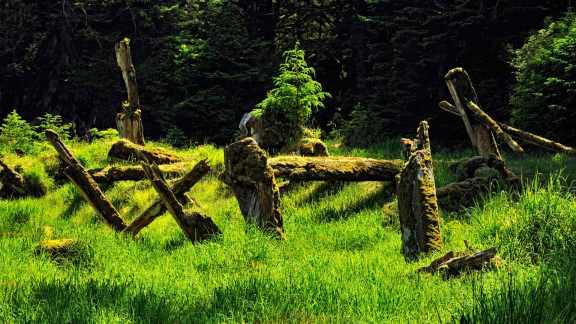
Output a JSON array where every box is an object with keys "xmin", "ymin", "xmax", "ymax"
[{"xmin": 108, "ymin": 139, "xmax": 181, "ymax": 164}]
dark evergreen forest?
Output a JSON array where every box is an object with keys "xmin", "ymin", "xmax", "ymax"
[{"xmin": 0, "ymin": 0, "xmax": 572, "ymax": 146}]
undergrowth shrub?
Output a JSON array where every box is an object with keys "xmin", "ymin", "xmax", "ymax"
[{"xmin": 0, "ymin": 110, "xmax": 38, "ymax": 154}]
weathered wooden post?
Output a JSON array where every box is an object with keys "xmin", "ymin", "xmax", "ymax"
[
  {"xmin": 220, "ymin": 138, "xmax": 285, "ymax": 239},
  {"xmin": 444, "ymin": 68, "xmax": 501, "ymax": 159},
  {"xmin": 397, "ymin": 121, "xmax": 443, "ymax": 260},
  {"xmin": 115, "ymin": 38, "xmax": 145, "ymax": 145}
]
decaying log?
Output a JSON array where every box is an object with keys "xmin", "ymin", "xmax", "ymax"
[
  {"xmin": 0, "ymin": 159, "xmax": 29, "ymax": 198},
  {"xmin": 88, "ymin": 163, "xmax": 188, "ymax": 184},
  {"xmin": 115, "ymin": 38, "xmax": 145, "ymax": 145},
  {"xmin": 499, "ymin": 123, "xmax": 576, "ymax": 155},
  {"xmin": 437, "ymin": 156, "xmax": 520, "ymax": 212},
  {"xmin": 220, "ymin": 138, "xmax": 285, "ymax": 238},
  {"xmin": 141, "ymin": 162, "xmax": 220, "ymax": 242},
  {"xmin": 269, "ymin": 157, "xmax": 404, "ymax": 182},
  {"xmin": 445, "ymin": 68, "xmax": 501, "ymax": 159},
  {"xmin": 418, "ymin": 247, "xmax": 500, "ymax": 278},
  {"xmin": 46, "ymin": 130, "xmax": 127, "ymax": 231},
  {"xmin": 397, "ymin": 121, "xmax": 443, "ymax": 260},
  {"xmin": 297, "ymin": 138, "xmax": 329, "ymax": 157},
  {"xmin": 108, "ymin": 140, "xmax": 182, "ymax": 164},
  {"xmin": 124, "ymin": 160, "xmax": 211, "ymax": 236}
]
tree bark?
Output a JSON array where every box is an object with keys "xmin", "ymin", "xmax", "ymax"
[
  {"xmin": 445, "ymin": 68, "xmax": 501, "ymax": 159},
  {"xmin": 269, "ymin": 157, "xmax": 404, "ymax": 182},
  {"xmin": 46, "ymin": 130, "xmax": 127, "ymax": 231},
  {"xmin": 397, "ymin": 121, "xmax": 443, "ymax": 260},
  {"xmin": 141, "ymin": 162, "xmax": 220, "ymax": 243},
  {"xmin": 108, "ymin": 139, "xmax": 182, "ymax": 164},
  {"xmin": 115, "ymin": 37, "xmax": 145, "ymax": 145},
  {"xmin": 220, "ymin": 138, "xmax": 285, "ymax": 238},
  {"xmin": 124, "ymin": 160, "xmax": 211, "ymax": 236},
  {"xmin": 88, "ymin": 163, "xmax": 188, "ymax": 184}
]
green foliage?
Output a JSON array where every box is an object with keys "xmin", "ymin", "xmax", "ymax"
[
  {"xmin": 89, "ymin": 128, "xmax": 119, "ymax": 141},
  {"xmin": 163, "ymin": 126, "xmax": 188, "ymax": 148},
  {"xmin": 0, "ymin": 110, "xmax": 38, "ymax": 154},
  {"xmin": 253, "ymin": 43, "xmax": 331, "ymax": 132},
  {"xmin": 510, "ymin": 12, "xmax": 576, "ymax": 144},
  {"xmin": 36, "ymin": 113, "xmax": 74, "ymax": 140}
]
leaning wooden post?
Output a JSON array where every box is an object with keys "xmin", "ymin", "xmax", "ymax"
[
  {"xmin": 141, "ymin": 161, "xmax": 220, "ymax": 243},
  {"xmin": 445, "ymin": 68, "xmax": 501, "ymax": 159},
  {"xmin": 220, "ymin": 138, "xmax": 285, "ymax": 239},
  {"xmin": 45, "ymin": 130, "xmax": 127, "ymax": 231},
  {"xmin": 115, "ymin": 38, "xmax": 145, "ymax": 145},
  {"xmin": 397, "ymin": 121, "xmax": 443, "ymax": 260}
]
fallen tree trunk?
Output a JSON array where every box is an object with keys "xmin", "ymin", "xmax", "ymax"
[
  {"xmin": 124, "ymin": 160, "xmax": 211, "ymax": 236},
  {"xmin": 221, "ymin": 138, "xmax": 285, "ymax": 238},
  {"xmin": 269, "ymin": 157, "xmax": 403, "ymax": 182},
  {"xmin": 46, "ymin": 130, "xmax": 127, "ymax": 231},
  {"xmin": 445, "ymin": 68, "xmax": 501, "ymax": 159},
  {"xmin": 499, "ymin": 123, "xmax": 576, "ymax": 155},
  {"xmin": 397, "ymin": 121, "xmax": 443, "ymax": 260},
  {"xmin": 88, "ymin": 163, "xmax": 188, "ymax": 184},
  {"xmin": 141, "ymin": 162, "xmax": 220, "ymax": 242},
  {"xmin": 418, "ymin": 247, "xmax": 499, "ymax": 278},
  {"xmin": 108, "ymin": 139, "xmax": 182, "ymax": 164}
]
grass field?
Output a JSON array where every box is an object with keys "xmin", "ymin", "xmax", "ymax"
[{"xmin": 1, "ymin": 138, "xmax": 575, "ymax": 323}]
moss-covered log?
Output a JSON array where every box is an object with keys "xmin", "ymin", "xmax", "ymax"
[
  {"xmin": 445, "ymin": 68, "xmax": 501, "ymax": 159},
  {"xmin": 418, "ymin": 247, "xmax": 499, "ymax": 278},
  {"xmin": 141, "ymin": 162, "xmax": 220, "ymax": 242},
  {"xmin": 115, "ymin": 38, "xmax": 145, "ymax": 145},
  {"xmin": 108, "ymin": 140, "xmax": 181, "ymax": 164},
  {"xmin": 269, "ymin": 157, "xmax": 403, "ymax": 182},
  {"xmin": 0, "ymin": 159, "xmax": 45, "ymax": 198},
  {"xmin": 124, "ymin": 160, "xmax": 211, "ymax": 236},
  {"xmin": 46, "ymin": 130, "xmax": 127, "ymax": 231},
  {"xmin": 499, "ymin": 123, "xmax": 576, "ymax": 155},
  {"xmin": 397, "ymin": 121, "xmax": 443, "ymax": 260},
  {"xmin": 221, "ymin": 138, "xmax": 285, "ymax": 238},
  {"xmin": 88, "ymin": 163, "xmax": 188, "ymax": 184}
]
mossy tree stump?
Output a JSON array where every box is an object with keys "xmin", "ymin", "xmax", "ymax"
[
  {"xmin": 115, "ymin": 38, "xmax": 145, "ymax": 145},
  {"xmin": 397, "ymin": 121, "xmax": 443, "ymax": 260},
  {"xmin": 221, "ymin": 138, "xmax": 285, "ymax": 238}
]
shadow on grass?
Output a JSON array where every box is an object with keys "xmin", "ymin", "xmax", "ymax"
[{"xmin": 293, "ymin": 181, "xmax": 349, "ymax": 207}]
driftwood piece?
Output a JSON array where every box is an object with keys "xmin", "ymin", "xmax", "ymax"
[
  {"xmin": 269, "ymin": 157, "xmax": 404, "ymax": 182},
  {"xmin": 108, "ymin": 140, "xmax": 182, "ymax": 164},
  {"xmin": 141, "ymin": 162, "xmax": 220, "ymax": 242},
  {"xmin": 88, "ymin": 163, "xmax": 188, "ymax": 184},
  {"xmin": 397, "ymin": 121, "xmax": 443, "ymax": 260},
  {"xmin": 499, "ymin": 123, "xmax": 576, "ymax": 155},
  {"xmin": 418, "ymin": 247, "xmax": 499, "ymax": 278},
  {"xmin": 221, "ymin": 138, "xmax": 285, "ymax": 238},
  {"xmin": 124, "ymin": 160, "xmax": 211, "ymax": 236},
  {"xmin": 445, "ymin": 68, "xmax": 501, "ymax": 159},
  {"xmin": 46, "ymin": 130, "xmax": 127, "ymax": 231},
  {"xmin": 115, "ymin": 38, "xmax": 145, "ymax": 145}
]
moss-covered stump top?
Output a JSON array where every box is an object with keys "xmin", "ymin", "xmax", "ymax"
[
  {"xmin": 296, "ymin": 138, "xmax": 329, "ymax": 157},
  {"xmin": 221, "ymin": 138, "xmax": 272, "ymax": 185},
  {"xmin": 34, "ymin": 239, "xmax": 91, "ymax": 264}
]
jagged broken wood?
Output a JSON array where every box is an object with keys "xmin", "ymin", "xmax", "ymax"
[
  {"xmin": 115, "ymin": 38, "xmax": 145, "ymax": 145},
  {"xmin": 108, "ymin": 139, "xmax": 182, "ymax": 164},
  {"xmin": 221, "ymin": 138, "xmax": 285, "ymax": 238},
  {"xmin": 88, "ymin": 163, "xmax": 188, "ymax": 184},
  {"xmin": 141, "ymin": 161, "xmax": 220, "ymax": 242},
  {"xmin": 418, "ymin": 247, "xmax": 499, "ymax": 278},
  {"xmin": 46, "ymin": 130, "xmax": 127, "ymax": 231},
  {"xmin": 269, "ymin": 157, "xmax": 404, "ymax": 182},
  {"xmin": 397, "ymin": 121, "xmax": 443, "ymax": 260},
  {"xmin": 445, "ymin": 68, "xmax": 502, "ymax": 159},
  {"xmin": 124, "ymin": 160, "xmax": 211, "ymax": 236}
]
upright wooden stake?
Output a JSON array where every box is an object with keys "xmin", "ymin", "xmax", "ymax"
[
  {"xmin": 115, "ymin": 38, "xmax": 145, "ymax": 145},
  {"xmin": 445, "ymin": 68, "xmax": 501, "ymax": 159},
  {"xmin": 45, "ymin": 130, "xmax": 127, "ymax": 231},
  {"xmin": 397, "ymin": 121, "xmax": 442, "ymax": 260}
]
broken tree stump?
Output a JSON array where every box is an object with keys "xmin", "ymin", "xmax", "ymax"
[
  {"xmin": 115, "ymin": 38, "xmax": 145, "ymax": 145},
  {"xmin": 141, "ymin": 161, "xmax": 220, "ymax": 243},
  {"xmin": 124, "ymin": 160, "xmax": 211, "ymax": 236},
  {"xmin": 297, "ymin": 138, "xmax": 330, "ymax": 157},
  {"xmin": 88, "ymin": 163, "xmax": 188, "ymax": 184},
  {"xmin": 397, "ymin": 121, "xmax": 443, "ymax": 260},
  {"xmin": 269, "ymin": 157, "xmax": 404, "ymax": 182},
  {"xmin": 445, "ymin": 68, "xmax": 501, "ymax": 159},
  {"xmin": 220, "ymin": 138, "xmax": 285, "ymax": 238},
  {"xmin": 46, "ymin": 130, "xmax": 127, "ymax": 231},
  {"xmin": 418, "ymin": 247, "xmax": 500, "ymax": 278},
  {"xmin": 108, "ymin": 139, "xmax": 182, "ymax": 164}
]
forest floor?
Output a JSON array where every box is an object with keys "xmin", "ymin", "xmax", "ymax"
[{"xmin": 0, "ymin": 138, "xmax": 575, "ymax": 323}]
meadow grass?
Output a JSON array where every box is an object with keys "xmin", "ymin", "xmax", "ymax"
[{"xmin": 0, "ymin": 138, "xmax": 575, "ymax": 323}]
